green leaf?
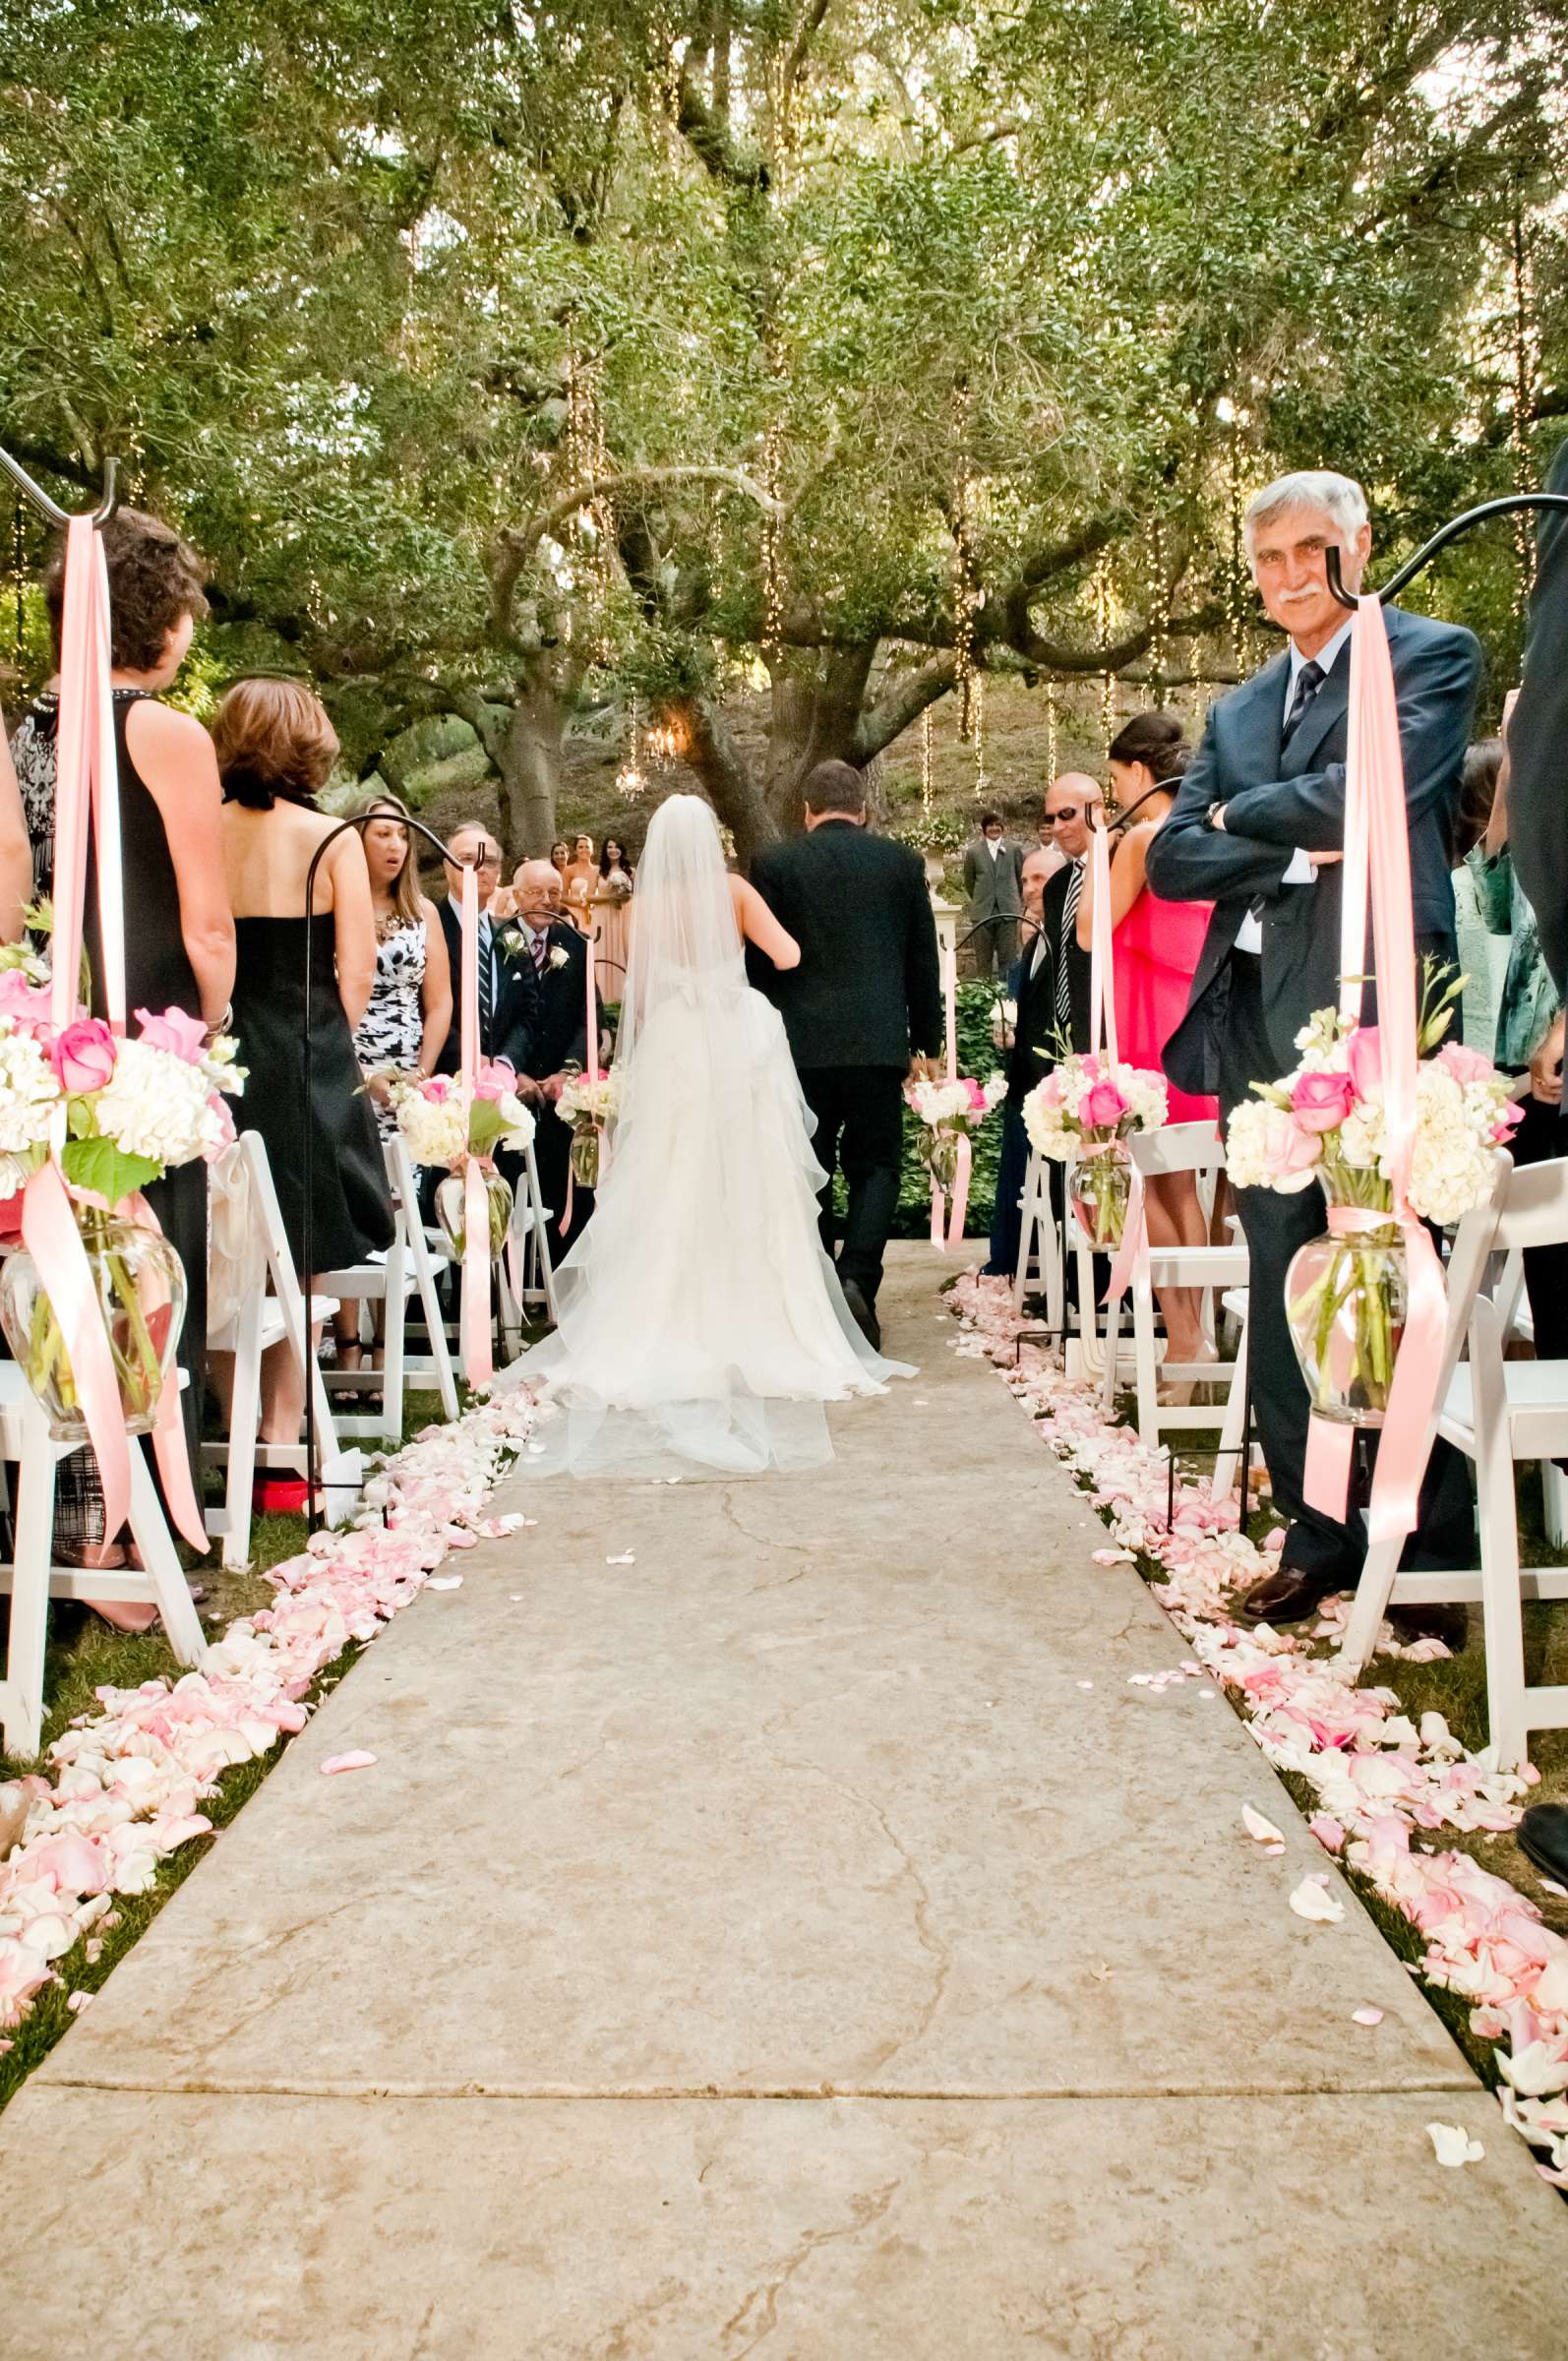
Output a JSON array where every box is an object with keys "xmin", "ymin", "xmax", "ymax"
[
  {"xmin": 467, "ymin": 1100, "xmax": 509, "ymax": 1155},
  {"xmin": 60, "ymin": 1135, "xmax": 163, "ymax": 1209}
]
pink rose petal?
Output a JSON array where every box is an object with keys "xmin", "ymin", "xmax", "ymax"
[
  {"xmin": 1352, "ymin": 2007, "xmax": 1384, "ymax": 2028},
  {"xmin": 320, "ymin": 1751, "xmax": 378, "ymax": 1777}
]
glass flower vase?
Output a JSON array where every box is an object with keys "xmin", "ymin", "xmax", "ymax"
[
  {"xmin": 570, "ymin": 1120, "xmax": 600, "ymax": 1190},
  {"xmin": 0, "ymin": 1208, "xmax": 186, "ymax": 1440},
  {"xmin": 1285, "ymin": 1211, "xmax": 1408, "ymax": 1425},
  {"xmin": 1070, "ymin": 1141, "xmax": 1131, "ymax": 1249},
  {"xmin": 922, "ymin": 1128, "xmax": 962, "ymax": 1193},
  {"xmin": 434, "ymin": 1167, "xmax": 513, "ymax": 1262}
]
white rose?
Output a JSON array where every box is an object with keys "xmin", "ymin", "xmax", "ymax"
[{"xmin": 0, "ymin": 1026, "xmax": 61, "ymax": 1154}]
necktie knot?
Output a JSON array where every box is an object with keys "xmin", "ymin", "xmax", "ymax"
[{"xmin": 531, "ymin": 928, "xmax": 548, "ymax": 973}]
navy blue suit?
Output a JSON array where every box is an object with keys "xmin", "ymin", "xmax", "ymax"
[{"xmin": 1146, "ymin": 604, "xmax": 1481, "ymax": 1588}]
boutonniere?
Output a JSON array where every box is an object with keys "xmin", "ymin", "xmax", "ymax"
[{"xmin": 549, "ymin": 944, "xmax": 570, "ymax": 971}]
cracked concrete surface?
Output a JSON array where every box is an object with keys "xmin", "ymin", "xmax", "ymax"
[{"xmin": 1, "ymin": 1249, "xmax": 1564, "ymax": 2355}]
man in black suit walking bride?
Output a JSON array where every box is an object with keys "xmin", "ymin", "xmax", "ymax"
[{"xmin": 750, "ymin": 760, "xmax": 944, "ymax": 1351}]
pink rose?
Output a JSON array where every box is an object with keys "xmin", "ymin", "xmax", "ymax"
[
  {"xmin": 964, "ymin": 1078, "xmax": 989, "ymax": 1113},
  {"xmin": 1435, "ymin": 1040, "xmax": 1495, "ymax": 1087},
  {"xmin": 1346, "ymin": 1025, "xmax": 1382, "ymax": 1100},
  {"xmin": 203, "ymin": 1096, "xmax": 236, "ymax": 1161},
  {"xmin": 1256, "ymin": 1104, "xmax": 1323, "ymax": 1191},
  {"xmin": 1080, "ymin": 1078, "xmax": 1129, "ymax": 1130},
  {"xmin": 50, "ymin": 1017, "xmax": 116, "ymax": 1094},
  {"xmin": 135, "ymin": 1005, "xmax": 208, "ymax": 1063},
  {"xmin": 421, "ymin": 1075, "xmax": 451, "ymax": 1102},
  {"xmin": 0, "ymin": 972, "xmax": 56, "ymax": 1036},
  {"xmin": 473, "ymin": 1059, "xmax": 515, "ymax": 1103},
  {"xmin": 1289, "ymin": 1068, "xmax": 1355, "ymax": 1134}
]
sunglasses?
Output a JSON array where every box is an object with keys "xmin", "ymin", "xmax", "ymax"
[{"xmin": 1046, "ymin": 807, "xmax": 1091, "ymax": 824}]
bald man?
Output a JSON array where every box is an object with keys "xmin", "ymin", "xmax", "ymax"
[
  {"xmin": 1008, "ymin": 774, "xmax": 1101, "ymax": 1103},
  {"xmin": 496, "ymin": 857, "xmax": 599, "ymax": 1251}
]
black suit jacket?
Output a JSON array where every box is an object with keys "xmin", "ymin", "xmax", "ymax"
[
  {"xmin": 1007, "ymin": 863, "xmax": 1090, "ymax": 1103},
  {"xmin": 1146, "ymin": 603, "xmax": 1482, "ymax": 1094},
  {"xmin": 496, "ymin": 919, "xmax": 594, "ymax": 1077},
  {"xmin": 1505, "ymin": 435, "xmax": 1568, "ymax": 996},
  {"xmin": 432, "ymin": 896, "xmax": 535, "ymax": 1075},
  {"xmin": 749, "ymin": 821, "xmax": 943, "ymax": 1069}
]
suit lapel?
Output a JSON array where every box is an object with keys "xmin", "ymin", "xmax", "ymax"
[{"xmin": 1231, "ymin": 649, "xmax": 1290, "ymax": 787}]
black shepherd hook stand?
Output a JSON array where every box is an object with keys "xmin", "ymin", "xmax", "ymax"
[
  {"xmin": 0, "ymin": 442, "xmax": 120, "ymax": 530},
  {"xmin": 300, "ymin": 812, "xmax": 468, "ymax": 1531},
  {"xmin": 1325, "ymin": 491, "xmax": 1568, "ymax": 608}
]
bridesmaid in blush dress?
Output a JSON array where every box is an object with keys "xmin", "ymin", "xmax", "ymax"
[{"xmin": 1076, "ymin": 710, "xmax": 1216, "ymax": 1376}]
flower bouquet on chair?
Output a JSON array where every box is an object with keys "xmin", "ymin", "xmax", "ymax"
[
  {"xmin": 1227, "ymin": 984, "xmax": 1520, "ymax": 1425},
  {"xmin": 390, "ymin": 1060, "xmax": 535, "ymax": 1260},
  {"xmin": 0, "ymin": 975, "xmax": 244, "ymax": 1437},
  {"xmin": 555, "ymin": 1065, "xmax": 618, "ymax": 1190},
  {"xmin": 1021, "ymin": 1054, "xmax": 1169, "ymax": 1249},
  {"xmin": 906, "ymin": 1072, "xmax": 1008, "ymax": 1195}
]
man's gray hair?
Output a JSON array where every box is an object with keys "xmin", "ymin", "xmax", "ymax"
[{"xmin": 1242, "ymin": 471, "xmax": 1368, "ymax": 568}]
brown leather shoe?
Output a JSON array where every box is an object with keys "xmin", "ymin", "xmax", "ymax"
[{"xmin": 1236, "ymin": 1564, "xmax": 1331, "ymax": 1626}]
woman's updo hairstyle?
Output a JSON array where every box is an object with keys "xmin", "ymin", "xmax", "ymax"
[
  {"xmin": 211, "ymin": 677, "xmax": 339, "ymax": 810},
  {"xmin": 1108, "ymin": 708, "xmax": 1189, "ymax": 786}
]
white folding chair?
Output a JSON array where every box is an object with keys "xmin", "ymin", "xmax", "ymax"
[
  {"xmin": 1011, "ymin": 1148, "xmax": 1065, "ymax": 1333},
  {"xmin": 496, "ymin": 1143, "xmax": 558, "ymax": 1354},
  {"xmin": 203, "ymin": 1133, "xmax": 359, "ymax": 1567},
  {"xmin": 0, "ymin": 1368, "xmax": 207, "ymax": 1758},
  {"xmin": 1101, "ymin": 1122, "xmax": 1250, "ymax": 1449},
  {"xmin": 320, "ymin": 1136, "xmax": 458, "ymax": 1439},
  {"xmin": 1495, "ymin": 1243, "xmax": 1568, "ymax": 1547},
  {"xmin": 1338, "ymin": 1152, "xmax": 1568, "ymax": 1769}
]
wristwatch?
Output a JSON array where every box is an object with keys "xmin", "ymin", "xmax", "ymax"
[{"xmin": 1204, "ymin": 801, "xmax": 1225, "ymax": 832}]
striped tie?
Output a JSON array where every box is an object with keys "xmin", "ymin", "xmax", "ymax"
[
  {"xmin": 477, "ymin": 917, "xmax": 494, "ymax": 1053},
  {"xmin": 1055, "ymin": 860, "xmax": 1082, "ymax": 1041}
]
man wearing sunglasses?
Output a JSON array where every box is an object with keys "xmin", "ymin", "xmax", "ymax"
[{"xmin": 1006, "ymin": 774, "xmax": 1102, "ymax": 1113}]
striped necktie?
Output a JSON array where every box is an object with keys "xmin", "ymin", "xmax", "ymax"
[
  {"xmin": 1055, "ymin": 861, "xmax": 1082, "ymax": 1041},
  {"xmin": 1282, "ymin": 656, "xmax": 1325, "ymax": 747},
  {"xmin": 477, "ymin": 916, "xmax": 494, "ymax": 1052}
]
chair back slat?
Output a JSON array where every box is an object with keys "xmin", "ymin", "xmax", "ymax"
[{"xmin": 1489, "ymin": 1152, "xmax": 1568, "ymax": 1252}]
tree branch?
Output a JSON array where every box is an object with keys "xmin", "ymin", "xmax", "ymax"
[
  {"xmin": 498, "ymin": 464, "xmax": 782, "ymax": 580},
  {"xmin": 853, "ymin": 654, "xmax": 955, "ymax": 761},
  {"xmin": 676, "ymin": 51, "xmax": 770, "ymax": 189}
]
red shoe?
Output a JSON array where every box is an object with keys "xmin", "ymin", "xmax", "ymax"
[{"xmin": 252, "ymin": 1474, "xmax": 310, "ymax": 1515}]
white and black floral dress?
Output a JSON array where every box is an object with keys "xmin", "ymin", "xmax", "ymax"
[{"xmin": 355, "ymin": 915, "xmax": 427, "ymax": 1139}]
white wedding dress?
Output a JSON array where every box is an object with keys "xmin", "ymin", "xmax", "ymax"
[{"xmin": 501, "ymin": 794, "xmax": 911, "ymax": 1476}]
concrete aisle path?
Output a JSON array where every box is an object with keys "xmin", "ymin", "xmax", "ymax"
[{"xmin": 2, "ymin": 1250, "xmax": 1565, "ymax": 2357}]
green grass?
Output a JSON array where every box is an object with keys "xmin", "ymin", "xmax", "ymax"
[{"xmin": 0, "ymin": 1386, "xmax": 450, "ymax": 2115}]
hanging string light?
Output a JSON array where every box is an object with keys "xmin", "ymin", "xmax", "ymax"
[
  {"xmin": 1094, "ymin": 557, "xmax": 1116, "ymax": 749},
  {"xmin": 759, "ymin": 336, "xmax": 786, "ymax": 664},
  {"xmin": 920, "ymin": 703, "xmax": 934, "ymax": 821},
  {"xmin": 1148, "ymin": 517, "xmax": 1170, "ymax": 704},
  {"xmin": 951, "ymin": 388, "xmax": 980, "ymax": 743},
  {"xmin": 11, "ymin": 496, "xmax": 25, "ymax": 680},
  {"xmin": 1044, "ymin": 681, "xmax": 1058, "ymax": 783},
  {"xmin": 1224, "ymin": 404, "xmax": 1249, "ymax": 681},
  {"xmin": 1510, "ymin": 197, "xmax": 1537, "ymax": 616},
  {"xmin": 617, "ymin": 695, "xmax": 648, "ymax": 798},
  {"xmin": 972, "ymin": 671, "xmax": 988, "ymax": 800}
]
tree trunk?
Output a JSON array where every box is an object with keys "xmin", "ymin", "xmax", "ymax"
[
  {"xmin": 498, "ymin": 688, "xmax": 568, "ymax": 861},
  {"xmin": 673, "ymin": 695, "xmax": 781, "ymax": 871},
  {"xmin": 763, "ymin": 643, "xmax": 878, "ymax": 830}
]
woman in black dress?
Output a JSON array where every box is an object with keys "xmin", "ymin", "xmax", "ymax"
[
  {"xmin": 213, "ymin": 678, "xmax": 393, "ymax": 1507},
  {"xmin": 2, "ymin": 510, "xmax": 235, "ymax": 1588}
]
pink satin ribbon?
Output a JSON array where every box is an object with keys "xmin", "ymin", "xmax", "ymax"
[
  {"xmin": 1301, "ymin": 596, "xmax": 1447, "ymax": 1544},
  {"xmin": 34, "ymin": 519, "xmax": 205, "ymax": 1545},
  {"xmin": 457, "ymin": 868, "xmax": 493, "ymax": 1389},
  {"xmin": 1085, "ymin": 822, "xmax": 1146, "ymax": 1305}
]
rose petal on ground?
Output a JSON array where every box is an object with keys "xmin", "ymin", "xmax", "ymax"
[
  {"xmin": 606, "ymin": 1552, "xmax": 636, "ymax": 1566},
  {"xmin": 1242, "ymin": 1805, "xmax": 1286, "ymax": 1846},
  {"xmin": 320, "ymin": 1751, "xmax": 377, "ymax": 1777},
  {"xmin": 1352, "ymin": 2007, "xmax": 1385, "ymax": 2028},
  {"xmin": 66, "ymin": 1990, "xmax": 92, "ymax": 2013},
  {"xmin": 1075, "ymin": 1679, "xmax": 1094, "ymax": 1690},
  {"xmin": 1426, "ymin": 2121, "xmax": 1484, "ymax": 2167},
  {"xmin": 426, "ymin": 1576, "xmax": 463, "ymax": 1592},
  {"xmin": 1290, "ymin": 1877, "xmax": 1345, "ymax": 1924}
]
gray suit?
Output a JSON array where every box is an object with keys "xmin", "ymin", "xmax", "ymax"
[
  {"xmin": 962, "ymin": 835, "xmax": 1024, "ymax": 976},
  {"xmin": 1146, "ymin": 603, "xmax": 1481, "ymax": 1589}
]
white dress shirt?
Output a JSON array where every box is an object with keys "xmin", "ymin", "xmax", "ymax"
[{"xmin": 1233, "ymin": 620, "xmax": 1354, "ymax": 953}]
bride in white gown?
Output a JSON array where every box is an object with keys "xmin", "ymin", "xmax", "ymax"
[{"xmin": 502, "ymin": 793, "xmax": 911, "ymax": 1476}]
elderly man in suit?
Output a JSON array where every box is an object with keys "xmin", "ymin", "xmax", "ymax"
[
  {"xmin": 498, "ymin": 857, "xmax": 601, "ymax": 1254},
  {"xmin": 987, "ymin": 840, "xmax": 1058, "ymax": 1278},
  {"xmin": 962, "ymin": 812, "xmax": 1025, "ymax": 979},
  {"xmin": 432, "ymin": 821, "xmax": 534, "ymax": 1075},
  {"xmin": 1147, "ymin": 468, "xmax": 1482, "ymax": 1624}
]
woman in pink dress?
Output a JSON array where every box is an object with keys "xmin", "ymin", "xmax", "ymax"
[{"xmin": 1077, "ymin": 710, "xmax": 1216, "ymax": 1375}]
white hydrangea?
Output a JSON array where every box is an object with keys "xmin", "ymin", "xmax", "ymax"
[
  {"xmin": 1222, "ymin": 1098, "xmax": 1276, "ymax": 1191},
  {"xmin": 396, "ymin": 1091, "xmax": 470, "ymax": 1170},
  {"xmin": 92, "ymin": 1040, "xmax": 223, "ymax": 1166},
  {"xmin": 0, "ymin": 1024, "xmax": 61, "ymax": 1153},
  {"xmin": 495, "ymin": 1092, "xmax": 536, "ymax": 1152}
]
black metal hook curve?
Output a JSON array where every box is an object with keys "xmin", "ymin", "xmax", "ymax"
[
  {"xmin": 0, "ymin": 441, "xmax": 119, "ymax": 529},
  {"xmin": 1325, "ymin": 492, "xmax": 1568, "ymax": 610}
]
